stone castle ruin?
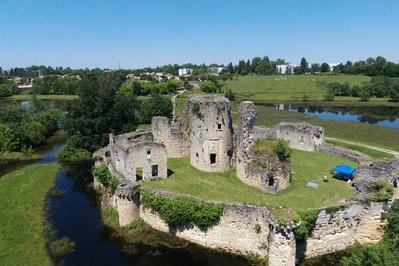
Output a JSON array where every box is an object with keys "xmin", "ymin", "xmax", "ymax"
[
  {"xmin": 93, "ymin": 94, "xmax": 399, "ymax": 266},
  {"xmin": 96, "ymin": 95, "xmax": 329, "ymax": 195},
  {"xmin": 236, "ymin": 101, "xmax": 291, "ymax": 193},
  {"xmin": 153, "ymin": 95, "xmax": 234, "ymax": 172},
  {"xmin": 276, "ymin": 122, "xmax": 324, "ymax": 152}
]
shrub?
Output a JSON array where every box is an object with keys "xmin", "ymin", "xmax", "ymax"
[
  {"xmin": 293, "ymin": 209, "xmax": 320, "ymax": 242},
  {"xmin": 373, "ymin": 181, "xmax": 394, "ymax": 202},
  {"xmin": 224, "ymin": 89, "xmax": 236, "ymax": 101},
  {"xmin": 200, "ymin": 80, "xmax": 217, "ymax": 93},
  {"xmin": 48, "ymin": 237, "xmax": 75, "ymax": 258},
  {"xmin": 57, "ymin": 140, "xmax": 92, "ymax": 161},
  {"xmin": 141, "ymin": 191, "xmax": 224, "ymax": 230},
  {"xmin": 324, "ymin": 92, "xmax": 335, "ymax": 101},
  {"xmin": 273, "ymin": 139, "xmax": 292, "ymax": 162},
  {"xmin": 93, "ymin": 163, "xmax": 119, "ymax": 192}
]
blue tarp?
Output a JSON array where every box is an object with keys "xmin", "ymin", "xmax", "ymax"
[{"xmin": 333, "ymin": 165, "xmax": 357, "ymax": 180}]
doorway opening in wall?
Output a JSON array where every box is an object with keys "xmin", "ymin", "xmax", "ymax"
[
  {"xmin": 151, "ymin": 165, "xmax": 159, "ymax": 177},
  {"xmin": 300, "ymin": 135, "xmax": 304, "ymax": 143},
  {"xmin": 210, "ymin": 153, "xmax": 216, "ymax": 164},
  {"xmin": 136, "ymin": 167, "xmax": 143, "ymax": 181},
  {"xmin": 268, "ymin": 176, "xmax": 274, "ymax": 186}
]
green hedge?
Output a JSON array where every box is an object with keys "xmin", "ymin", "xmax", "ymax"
[
  {"xmin": 141, "ymin": 191, "xmax": 224, "ymax": 230},
  {"xmin": 93, "ymin": 164, "xmax": 119, "ymax": 192}
]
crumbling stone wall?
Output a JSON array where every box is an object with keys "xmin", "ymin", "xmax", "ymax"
[
  {"xmin": 268, "ymin": 224, "xmax": 296, "ymax": 266},
  {"xmin": 236, "ymin": 101, "xmax": 291, "ymax": 193},
  {"xmin": 140, "ymin": 202, "xmax": 270, "ymax": 256},
  {"xmin": 303, "ymin": 201, "xmax": 385, "ymax": 258},
  {"xmin": 320, "ymin": 142, "xmax": 372, "ymax": 163},
  {"xmin": 151, "ymin": 116, "xmax": 190, "ymax": 158},
  {"xmin": 276, "ymin": 122, "xmax": 324, "ymax": 152},
  {"xmin": 109, "ymin": 132, "xmax": 167, "ymax": 184},
  {"xmin": 184, "ymin": 95, "xmax": 234, "ymax": 172},
  {"xmin": 354, "ymin": 156, "xmax": 399, "ymax": 199}
]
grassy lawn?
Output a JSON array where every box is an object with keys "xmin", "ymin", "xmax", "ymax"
[
  {"xmin": 0, "ymin": 163, "xmax": 60, "ymax": 265},
  {"xmin": 143, "ymin": 150, "xmax": 355, "ymax": 218},
  {"xmin": 222, "ymin": 74, "xmax": 371, "ymax": 102},
  {"xmin": 10, "ymin": 94, "xmax": 78, "ymax": 101},
  {"xmin": 326, "ymin": 140, "xmax": 394, "ymax": 160}
]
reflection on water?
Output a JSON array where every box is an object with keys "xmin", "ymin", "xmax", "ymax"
[
  {"xmin": 46, "ymin": 155, "xmax": 251, "ymax": 265},
  {"xmin": 271, "ymin": 103, "xmax": 399, "ymax": 129}
]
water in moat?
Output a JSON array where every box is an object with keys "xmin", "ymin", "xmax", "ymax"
[
  {"xmin": 40, "ymin": 145, "xmax": 251, "ymax": 266},
  {"xmin": 267, "ymin": 103, "xmax": 399, "ymax": 129}
]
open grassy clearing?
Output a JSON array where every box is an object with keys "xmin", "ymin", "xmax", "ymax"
[
  {"xmin": 326, "ymin": 140, "xmax": 394, "ymax": 160},
  {"xmin": 0, "ymin": 163, "xmax": 60, "ymax": 265},
  {"xmin": 222, "ymin": 75, "xmax": 371, "ymax": 102},
  {"xmin": 143, "ymin": 150, "xmax": 355, "ymax": 218},
  {"xmin": 9, "ymin": 94, "xmax": 78, "ymax": 101}
]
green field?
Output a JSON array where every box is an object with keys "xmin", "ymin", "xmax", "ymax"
[
  {"xmin": 143, "ymin": 150, "xmax": 355, "ymax": 218},
  {"xmin": 9, "ymin": 94, "xmax": 78, "ymax": 101},
  {"xmin": 222, "ymin": 74, "xmax": 371, "ymax": 102},
  {"xmin": 0, "ymin": 163, "xmax": 60, "ymax": 265}
]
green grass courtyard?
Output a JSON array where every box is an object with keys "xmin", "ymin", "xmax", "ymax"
[{"xmin": 143, "ymin": 149, "xmax": 356, "ymax": 219}]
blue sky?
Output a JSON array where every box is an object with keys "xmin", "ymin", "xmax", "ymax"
[{"xmin": 1, "ymin": 0, "xmax": 398, "ymax": 69}]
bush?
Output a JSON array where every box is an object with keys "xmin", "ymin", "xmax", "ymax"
[
  {"xmin": 224, "ymin": 89, "xmax": 235, "ymax": 101},
  {"xmin": 57, "ymin": 138, "xmax": 92, "ymax": 161},
  {"xmin": 373, "ymin": 181, "xmax": 394, "ymax": 202},
  {"xmin": 141, "ymin": 191, "xmax": 224, "ymax": 230},
  {"xmin": 293, "ymin": 209, "xmax": 320, "ymax": 242},
  {"xmin": 200, "ymin": 80, "xmax": 217, "ymax": 93},
  {"xmin": 48, "ymin": 237, "xmax": 75, "ymax": 258},
  {"xmin": 93, "ymin": 163, "xmax": 119, "ymax": 192},
  {"xmin": 22, "ymin": 121, "xmax": 47, "ymax": 146},
  {"xmin": 273, "ymin": 139, "xmax": 292, "ymax": 162}
]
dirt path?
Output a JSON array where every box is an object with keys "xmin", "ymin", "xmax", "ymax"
[{"xmin": 326, "ymin": 137, "xmax": 399, "ymax": 156}]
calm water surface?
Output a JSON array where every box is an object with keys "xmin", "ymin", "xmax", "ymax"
[
  {"xmin": 269, "ymin": 103, "xmax": 399, "ymax": 129},
  {"xmin": 41, "ymin": 146, "xmax": 251, "ymax": 266}
]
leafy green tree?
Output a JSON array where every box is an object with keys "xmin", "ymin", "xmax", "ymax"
[
  {"xmin": 140, "ymin": 95, "xmax": 172, "ymax": 123},
  {"xmin": 320, "ymin": 63, "xmax": 330, "ymax": 73},
  {"xmin": 22, "ymin": 121, "xmax": 47, "ymax": 146},
  {"xmin": 0, "ymin": 123, "xmax": 19, "ymax": 152}
]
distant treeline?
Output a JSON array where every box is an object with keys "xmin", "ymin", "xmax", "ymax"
[
  {"xmin": 325, "ymin": 77, "xmax": 399, "ymax": 102},
  {"xmin": 222, "ymin": 56, "xmax": 399, "ymax": 77}
]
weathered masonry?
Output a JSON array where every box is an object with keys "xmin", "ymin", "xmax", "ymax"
[
  {"xmin": 276, "ymin": 122, "xmax": 324, "ymax": 152},
  {"xmin": 185, "ymin": 95, "xmax": 234, "ymax": 172},
  {"xmin": 97, "ymin": 131, "xmax": 168, "ymax": 185},
  {"xmin": 236, "ymin": 101, "xmax": 291, "ymax": 193}
]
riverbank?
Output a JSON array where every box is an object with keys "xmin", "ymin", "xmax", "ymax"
[
  {"xmin": 0, "ymin": 163, "xmax": 60, "ymax": 265},
  {"xmin": 0, "ymin": 130, "xmax": 65, "ymax": 161}
]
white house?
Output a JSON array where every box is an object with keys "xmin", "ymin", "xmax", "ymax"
[
  {"xmin": 276, "ymin": 64, "xmax": 297, "ymax": 74},
  {"xmin": 178, "ymin": 68, "xmax": 193, "ymax": 77}
]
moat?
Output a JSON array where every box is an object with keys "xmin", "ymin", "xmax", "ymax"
[{"xmin": 36, "ymin": 145, "xmax": 253, "ymax": 266}]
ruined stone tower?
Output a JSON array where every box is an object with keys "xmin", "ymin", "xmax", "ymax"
[
  {"xmin": 236, "ymin": 101, "xmax": 291, "ymax": 193},
  {"xmin": 236, "ymin": 101, "xmax": 257, "ymax": 180},
  {"xmin": 184, "ymin": 95, "xmax": 234, "ymax": 172}
]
